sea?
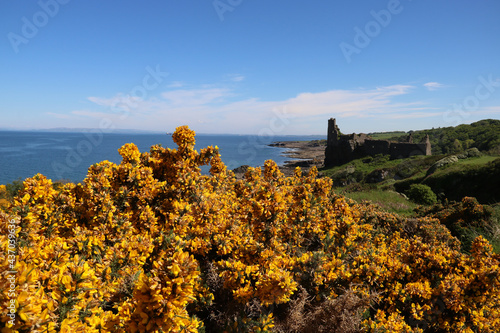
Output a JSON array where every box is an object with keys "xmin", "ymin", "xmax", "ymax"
[{"xmin": 0, "ymin": 131, "xmax": 325, "ymax": 185}]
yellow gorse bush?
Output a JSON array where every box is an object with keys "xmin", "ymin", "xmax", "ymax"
[
  {"xmin": 0, "ymin": 125, "xmax": 499, "ymax": 332},
  {"xmin": 0, "ymin": 185, "xmax": 9, "ymax": 210}
]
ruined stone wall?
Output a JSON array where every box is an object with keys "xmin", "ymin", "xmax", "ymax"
[
  {"xmin": 364, "ymin": 140, "xmax": 391, "ymax": 156},
  {"xmin": 389, "ymin": 142, "xmax": 429, "ymax": 159},
  {"xmin": 324, "ymin": 118, "xmax": 431, "ymax": 167}
]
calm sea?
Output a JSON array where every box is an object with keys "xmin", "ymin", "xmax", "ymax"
[{"xmin": 0, "ymin": 131, "xmax": 324, "ymax": 185}]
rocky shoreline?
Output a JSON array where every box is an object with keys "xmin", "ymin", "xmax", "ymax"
[{"xmin": 232, "ymin": 140, "xmax": 326, "ymax": 177}]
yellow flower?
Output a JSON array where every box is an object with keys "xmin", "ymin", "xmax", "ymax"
[{"xmin": 3, "ymin": 125, "xmax": 500, "ymax": 332}]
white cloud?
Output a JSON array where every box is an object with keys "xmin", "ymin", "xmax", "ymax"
[
  {"xmin": 382, "ymin": 111, "xmax": 443, "ymax": 119},
  {"xmin": 88, "ymin": 94, "xmax": 141, "ymax": 109},
  {"xmin": 228, "ymin": 74, "xmax": 245, "ymax": 82},
  {"xmin": 474, "ymin": 106, "xmax": 500, "ymax": 115},
  {"xmin": 283, "ymin": 85, "xmax": 416, "ymax": 118},
  {"xmin": 423, "ymin": 82, "xmax": 445, "ymax": 91},
  {"xmin": 71, "ymin": 110, "xmax": 115, "ymax": 118},
  {"xmin": 87, "ymin": 94, "xmax": 164, "ymax": 116},
  {"xmin": 161, "ymin": 88, "xmax": 231, "ymax": 106},
  {"xmin": 73, "ymin": 84, "xmax": 454, "ymax": 134},
  {"xmin": 167, "ymin": 81, "xmax": 184, "ymax": 88}
]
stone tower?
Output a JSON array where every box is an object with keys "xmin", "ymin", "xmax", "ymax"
[
  {"xmin": 423, "ymin": 135, "xmax": 432, "ymax": 155},
  {"xmin": 327, "ymin": 118, "xmax": 340, "ymax": 146},
  {"xmin": 324, "ymin": 118, "xmax": 342, "ymax": 167}
]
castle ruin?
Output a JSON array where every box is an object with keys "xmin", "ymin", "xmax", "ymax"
[{"xmin": 324, "ymin": 118, "xmax": 431, "ymax": 167}]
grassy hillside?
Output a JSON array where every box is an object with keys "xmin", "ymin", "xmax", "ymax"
[
  {"xmin": 340, "ymin": 189, "xmax": 419, "ymax": 216},
  {"xmin": 321, "ymin": 154, "xmax": 441, "ymax": 188},
  {"xmin": 395, "ymin": 156, "xmax": 500, "ymax": 203},
  {"xmin": 321, "ymin": 151, "xmax": 500, "ymax": 205},
  {"xmin": 387, "ymin": 119, "xmax": 500, "ymax": 155},
  {"xmin": 321, "ymin": 118, "xmax": 500, "ymax": 207},
  {"xmin": 321, "ymin": 120, "xmax": 500, "ymax": 252}
]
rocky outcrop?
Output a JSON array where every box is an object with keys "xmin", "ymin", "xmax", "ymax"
[
  {"xmin": 457, "ymin": 148, "xmax": 482, "ymax": 159},
  {"xmin": 366, "ymin": 169, "xmax": 390, "ymax": 183},
  {"xmin": 426, "ymin": 148, "xmax": 482, "ymax": 176},
  {"xmin": 426, "ymin": 156, "xmax": 459, "ymax": 176}
]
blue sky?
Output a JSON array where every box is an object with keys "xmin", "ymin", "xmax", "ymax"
[{"xmin": 1, "ymin": 0, "xmax": 500, "ymax": 135}]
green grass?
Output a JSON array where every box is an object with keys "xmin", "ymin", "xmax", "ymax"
[
  {"xmin": 340, "ymin": 189, "xmax": 418, "ymax": 216},
  {"xmin": 368, "ymin": 131, "xmax": 407, "ymax": 140},
  {"xmin": 430, "ymin": 155, "xmax": 498, "ymax": 175},
  {"xmin": 455, "ymin": 155, "xmax": 498, "ymax": 166},
  {"xmin": 321, "ymin": 147, "xmax": 500, "ymax": 253},
  {"xmin": 320, "ymin": 154, "xmax": 440, "ymax": 187},
  {"xmin": 422, "ymin": 155, "xmax": 499, "ymax": 184},
  {"xmin": 320, "ymin": 154, "xmax": 403, "ymax": 178}
]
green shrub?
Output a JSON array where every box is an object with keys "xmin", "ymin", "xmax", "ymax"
[
  {"xmin": 3, "ymin": 178, "xmax": 23, "ymax": 199},
  {"xmin": 415, "ymin": 197, "xmax": 497, "ymax": 253},
  {"xmin": 406, "ymin": 184, "xmax": 437, "ymax": 205}
]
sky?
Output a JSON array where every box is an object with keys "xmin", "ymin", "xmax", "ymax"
[{"xmin": 1, "ymin": 0, "xmax": 500, "ymax": 135}]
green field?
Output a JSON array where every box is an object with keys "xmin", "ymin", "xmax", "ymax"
[
  {"xmin": 367, "ymin": 131, "xmax": 406, "ymax": 140},
  {"xmin": 341, "ymin": 189, "xmax": 418, "ymax": 216}
]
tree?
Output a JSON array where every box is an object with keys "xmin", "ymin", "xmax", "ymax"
[{"xmin": 452, "ymin": 139, "xmax": 463, "ymax": 153}]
